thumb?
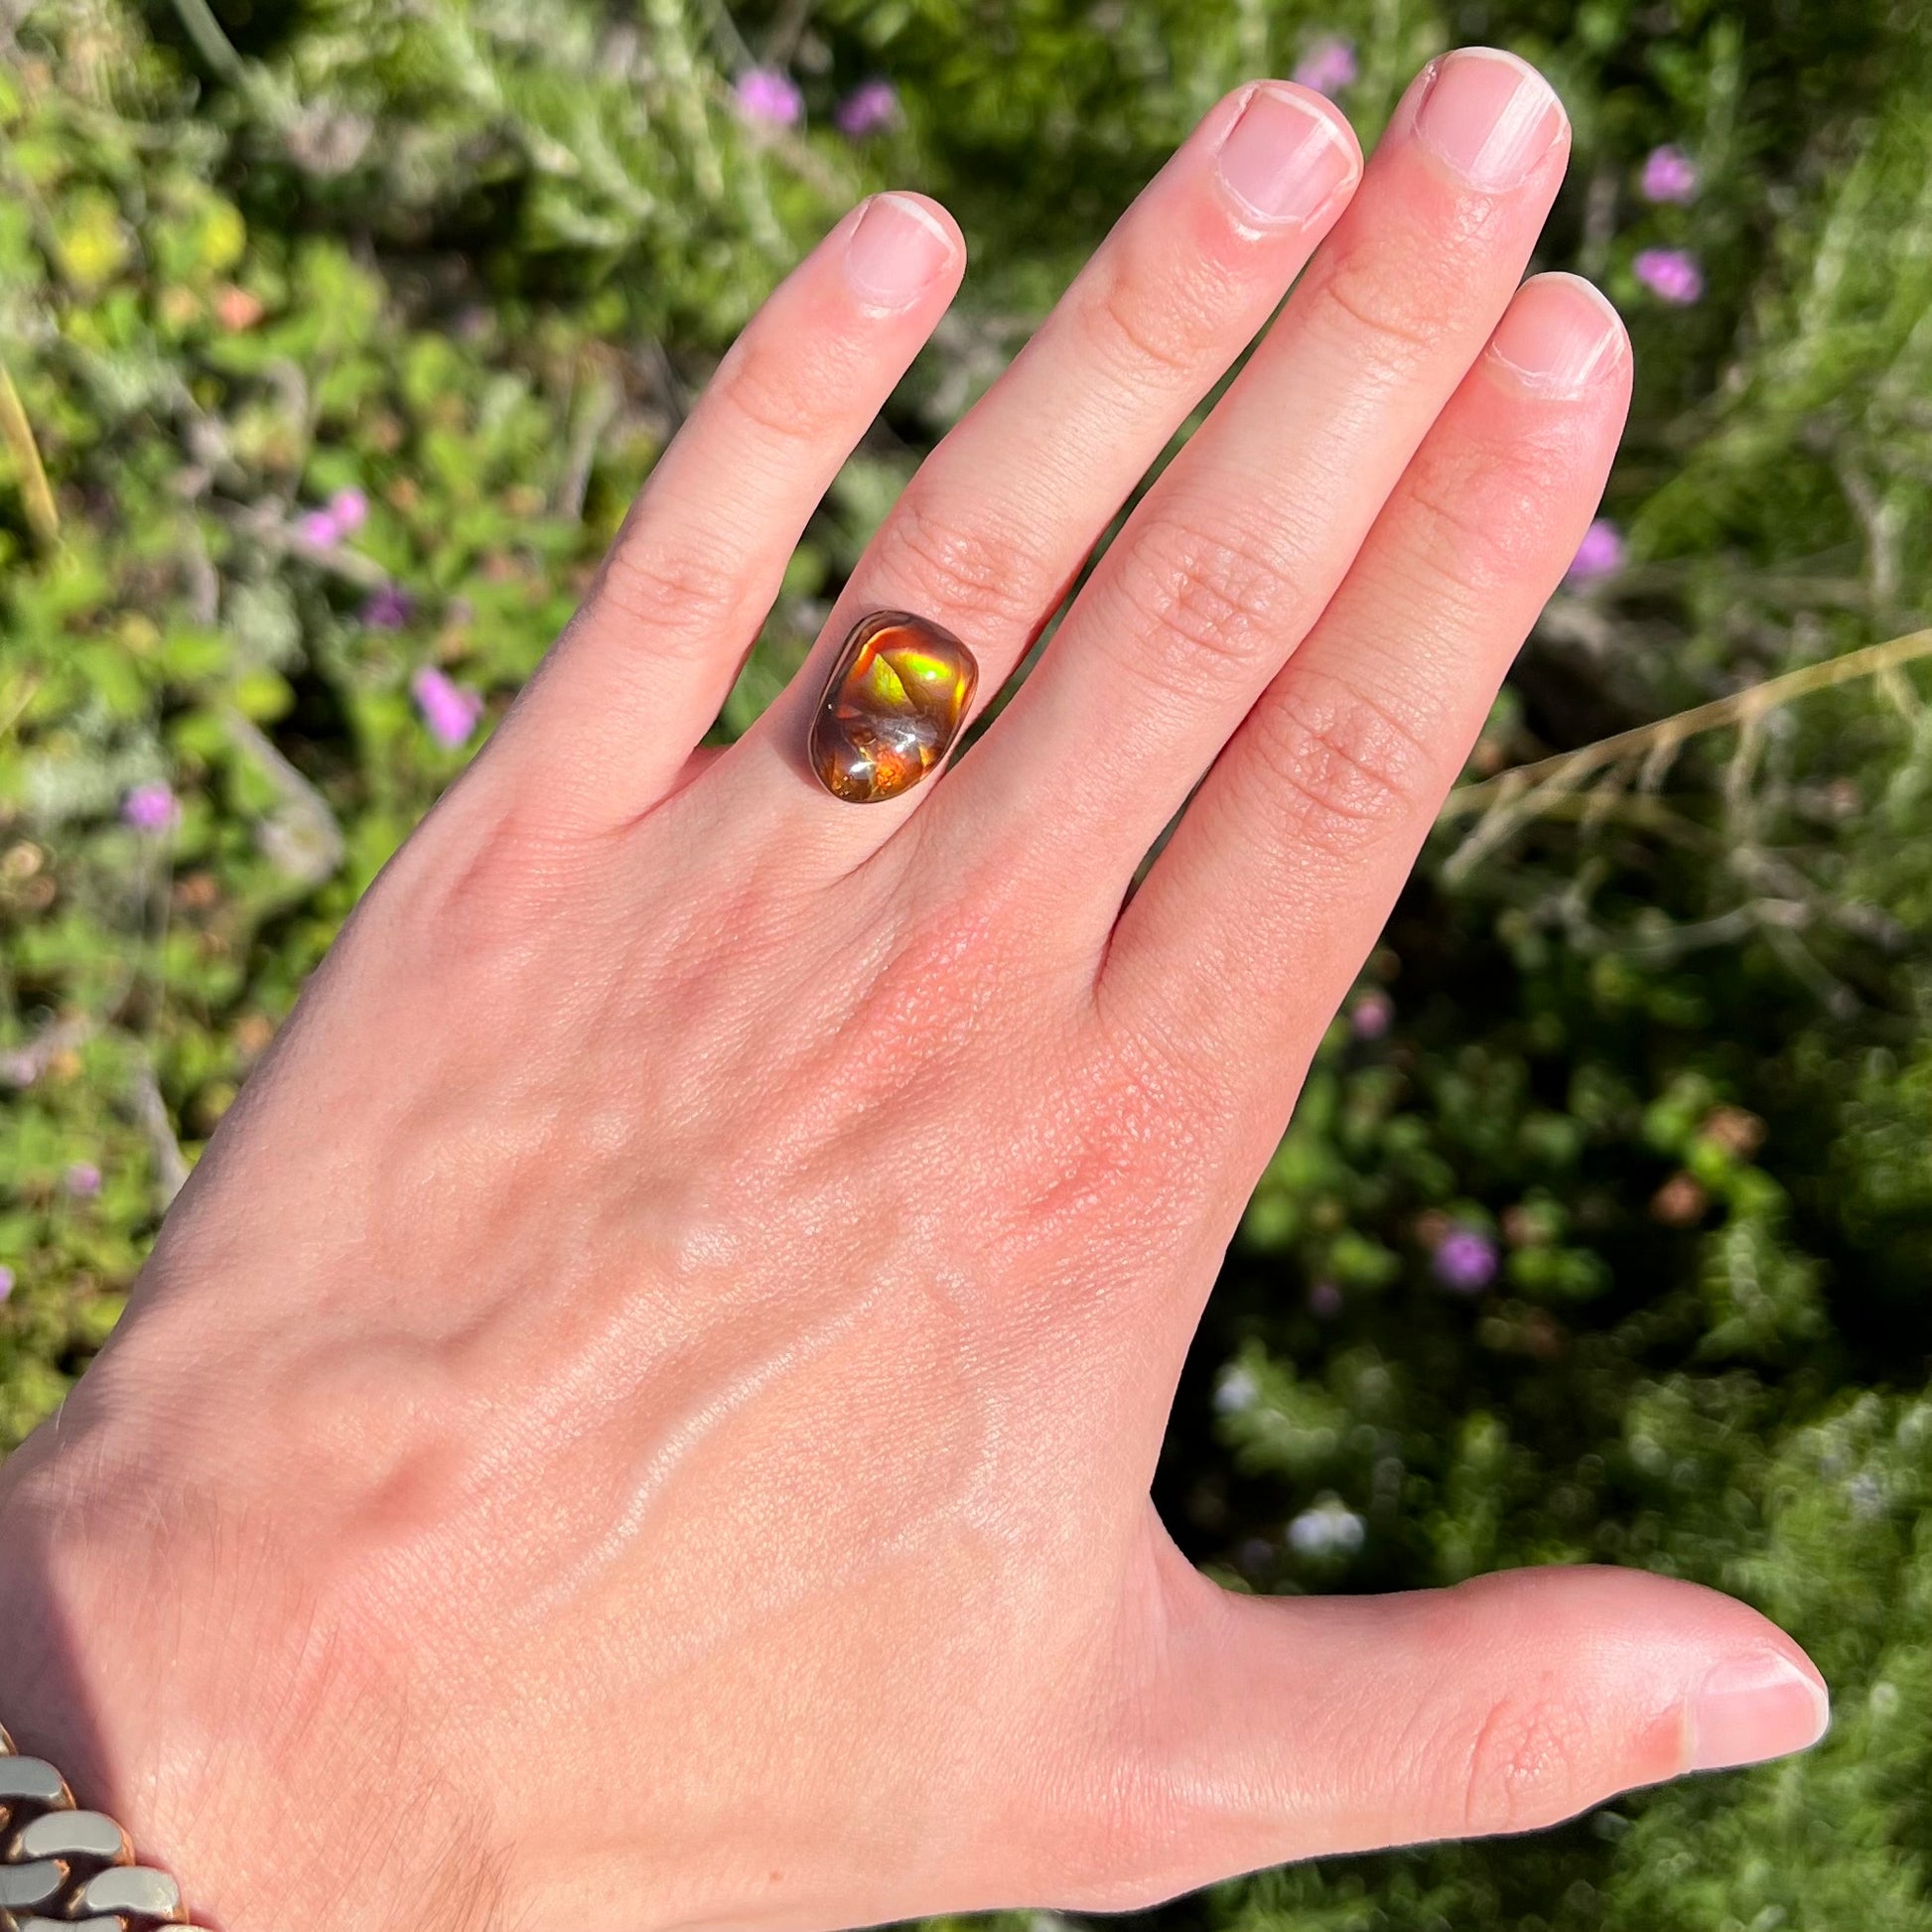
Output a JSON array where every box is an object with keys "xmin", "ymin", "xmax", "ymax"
[{"xmin": 1087, "ymin": 1536, "xmax": 1828, "ymax": 1906}]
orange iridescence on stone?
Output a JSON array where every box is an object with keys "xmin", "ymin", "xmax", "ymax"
[{"xmin": 809, "ymin": 611, "xmax": 978, "ymax": 803}]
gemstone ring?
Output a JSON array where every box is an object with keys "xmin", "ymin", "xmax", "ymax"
[{"xmin": 808, "ymin": 610, "xmax": 979, "ymax": 803}]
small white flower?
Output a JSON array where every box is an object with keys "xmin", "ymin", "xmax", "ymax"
[
  {"xmin": 1214, "ymin": 1366, "xmax": 1260, "ymax": 1413},
  {"xmin": 1288, "ymin": 1496, "xmax": 1365, "ymax": 1558}
]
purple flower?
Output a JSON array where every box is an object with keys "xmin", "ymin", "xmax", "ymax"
[
  {"xmin": 121, "ymin": 782, "xmax": 179, "ymax": 834},
  {"xmin": 1350, "ymin": 990, "xmax": 1394, "ymax": 1040},
  {"xmin": 328, "ymin": 487, "xmax": 369, "ymax": 535},
  {"xmin": 1566, "ymin": 517, "xmax": 1626, "ymax": 584},
  {"xmin": 64, "ymin": 1162, "xmax": 101, "ymax": 1199},
  {"xmin": 361, "ymin": 585, "xmax": 415, "ymax": 629},
  {"xmin": 836, "ymin": 79, "xmax": 899, "ymax": 138},
  {"xmin": 1433, "ymin": 1226, "xmax": 1498, "ymax": 1293},
  {"xmin": 411, "ymin": 666, "xmax": 484, "ymax": 749},
  {"xmin": 0, "ymin": 1266, "xmax": 13, "ymax": 1304},
  {"xmin": 1293, "ymin": 35, "xmax": 1358, "ymax": 97},
  {"xmin": 1641, "ymin": 144, "xmax": 1698, "ymax": 205},
  {"xmin": 734, "ymin": 68, "xmax": 803, "ymax": 128},
  {"xmin": 295, "ymin": 488, "xmax": 369, "ymax": 551},
  {"xmin": 1634, "ymin": 247, "xmax": 1704, "ymax": 305},
  {"xmin": 1309, "ymin": 1280, "xmax": 1342, "ymax": 1318}
]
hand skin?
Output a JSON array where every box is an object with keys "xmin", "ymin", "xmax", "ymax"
[{"xmin": 0, "ymin": 50, "xmax": 1828, "ymax": 1932}]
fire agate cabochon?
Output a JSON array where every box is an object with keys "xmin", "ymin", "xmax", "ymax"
[{"xmin": 809, "ymin": 612, "xmax": 978, "ymax": 803}]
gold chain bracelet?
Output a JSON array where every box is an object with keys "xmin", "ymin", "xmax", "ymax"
[{"xmin": 0, "ymin": 1725, "xmax": 207, "ymax": 1930}]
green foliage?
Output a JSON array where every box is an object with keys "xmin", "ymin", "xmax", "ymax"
[{"xmin": 4, "ymin": 0, "xmax": 1932, "ymax": 1920}]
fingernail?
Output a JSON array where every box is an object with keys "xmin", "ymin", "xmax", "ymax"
[
  {"xmin": 1488, "ymin": 275, "xmax": 1626, "ymax": 393},
  {"xmin": 1687, "ymin": 1652, "xmax": 1830, "ymax": 1773},
  {"xmin": 1412, "ymin": 48, "xmax": 1566, "ymax": 191},
  {"xmin": 844, "ymin": 193, "xmax": 956, "ymax": 310},
  {"xmin": 1216, "ymin": 84, "xmax": 1359, "ymax": 226}
]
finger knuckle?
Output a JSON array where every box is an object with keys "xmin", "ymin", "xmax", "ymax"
[
  {"xmin": 1015, "ymin": 1022, "xmax": 1204, "ymax": 1244},
  {"xmin": 879, "ymin": 478, "xmax": 1050, "ymax": 636},
  {"xmin": 1082, "ymin": 253, "xmax": 1219, "ymax": 390},
  {"xmin": 1243, "ymin": 665, "xmax": 1437, "ymax": 861},
  {"xmin": 1304, "ymin": 244, "xmax": 1445, "ymax": 360},
  {"xmin": 373, "ymin": 793, "xmax": 607, "ymax": 970},
  {"xmin": 1109, "ymin": 510, "xmax": 1306, "ymax": 694},
  {"xmin": 1403, "ymin": 444, "xmax": 1563, "ymax": 596},
  {"xmin": 716, "ymin": 330, "xmax": 850, "ymax": 447},
  {"xmin": 1460, "ymin": 1686, "xmax": 1594, "ymax": 1836},
  {"xmin": 595, "ymin": 535, "xmax": 751, "ymax": 657}
]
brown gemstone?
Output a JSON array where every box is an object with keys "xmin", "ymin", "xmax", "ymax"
[{"xmin": 809, "ymin": 611, "xmax": 978, "ymax": 803}]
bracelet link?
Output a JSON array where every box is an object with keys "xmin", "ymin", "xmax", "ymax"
[{"xmin": 0, "ymin": 1725, "xmax": 208, "ymax": 1931}]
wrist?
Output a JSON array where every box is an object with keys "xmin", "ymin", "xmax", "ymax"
[
  {"xmin": 0, "ymin": 1389, "xmax": 507, "ymax": 1932},
  {"xmin": 0, "ymin": 1419, "xmax": 240, "ymax": 1929}
]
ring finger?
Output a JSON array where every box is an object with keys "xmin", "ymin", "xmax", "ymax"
[{"xmin": 702, "ymin": 78, "xmax": 1363, "ymax": 848}]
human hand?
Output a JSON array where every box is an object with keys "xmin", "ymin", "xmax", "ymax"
[{"xmin": 0, "ymin": 48, "xmax": 1826, "ymax": 1932}]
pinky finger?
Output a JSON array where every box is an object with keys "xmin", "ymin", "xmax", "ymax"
[
  {"xmin": 489, "ymin": 193, "xmax": 965, "ymax": 832},
  {"xmin": 1098, "ymin": 273, "xmax": 1631, "ymax": 1188}
]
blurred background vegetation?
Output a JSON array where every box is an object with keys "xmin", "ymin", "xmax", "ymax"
[{"xmin": 3, "ymin": 0, "xmax": 1931, "ymax": 1920}]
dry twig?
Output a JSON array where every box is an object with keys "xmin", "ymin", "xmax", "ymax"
[{"xmin": 1439, "ymin": 625, "xmax": 1932, "ymax": 882}]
